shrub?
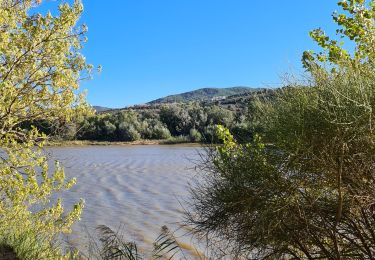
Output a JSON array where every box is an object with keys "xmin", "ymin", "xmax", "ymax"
[
  {"xmin": 152, "ymin": 124, "xmax": 172, "ymax": 139},
  {"xmin": 160, "ymin": 105, "xmax": 192, "ymax": 136},
  {"xmin": 189, "ymin": 128, "xmax": 202, "ymax": 142},
  {"xmin": 118, "ymin": 123, "xmax": 141, "ymax": 141},
  {"xmin": 230, "ymin": 123, "xmax": 252, "ymax": 143},
  {"xmin": 162, "ymin": 135, "xmax": 190, "ymax": 144},
  {"xmin": 189, "ymin": 82, "xmax": 375, "ymax": 258},
  {"xmin": 201, "ymin": 125, "xmax": 220, "ymax": 143},
  {"xmin": 188, "ymin": 1, "xmax": 375, "ymax": 258},
  {"xmin": 102, "ymin": 121, "xmax": 116, "ymax": 138}
]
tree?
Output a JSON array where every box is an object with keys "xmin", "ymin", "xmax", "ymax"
[
  {"xmin": 0, "ymin": 0, "xmax": 91, "ymax": 257},
  {"xmin": 205, "ymin": 105, "xmax": 234, "ymax": 128},
  {"xmin": 189, "ymin": 128, "xmax": 202, "ymax": 142},
  {"xmin": 118, "ymin": 122, "xmax": 141, "ymax": 141},
  {"xmin": 187, "ymin": 102, "xmax": 208, "ymax": 131},
  {"xmin": 160, "ymin": 105, "xmax": 192, "ymax": 136},
  {"xmin": 188, "ymin": 1, "xmax": 375, "ymax": 258},
  {"xmin": 302, "ymin": 0, "xmax": 375, "ymax": 69}
]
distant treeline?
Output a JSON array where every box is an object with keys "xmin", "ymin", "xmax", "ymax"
[
  {"xmin": 76, "ymin": 102, "xmax": 250, "ymax": 142},
  {"xmin": 24, "ymin": 89, "xmax": 275, "ymax": 143}
]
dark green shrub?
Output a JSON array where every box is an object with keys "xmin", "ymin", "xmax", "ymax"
[
  {"xmin": 118, "ymin": 123, "xmax": 141, "ymax": 141},
  {"xmin": 189, "ymin": 128, "xmax": 202, "ymax": 142},
  {"xmin": 152, "ymin": 125, "xmax": 171, "ymax": 139}
]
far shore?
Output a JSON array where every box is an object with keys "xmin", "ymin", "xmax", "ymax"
[{"xmin": 46, "ymin": 139, "xmax": 204, "ymax": 147}]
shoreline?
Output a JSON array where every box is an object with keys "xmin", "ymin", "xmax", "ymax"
[{"xmin": 46, "ymin": 139, "xmax": 203, "ymax": 147}]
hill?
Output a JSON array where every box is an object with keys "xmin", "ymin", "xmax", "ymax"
[
  {"xmin": 147, "ymin": 87, "xmax": 262, "ymax": 104},
  {"xmin": 93, "ymin": 106, "xmax": 112, "ymax": 112}
]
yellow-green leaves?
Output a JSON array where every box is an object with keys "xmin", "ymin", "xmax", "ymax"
[
  {"xmin": 0, "ymin": 0, "xmax": 90, "ymax": 257},
  {"xmin": 303, "ymin": 0, "xmax": 375, "ymax": 70},
  {"xmin": 0, "ymin": 0, "xmax": 93, "ymax": 133}
]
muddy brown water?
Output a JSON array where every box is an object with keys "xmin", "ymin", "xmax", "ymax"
[{"xmin": 47, "ymin": 145, "xmax": 206, "ymax": 258}]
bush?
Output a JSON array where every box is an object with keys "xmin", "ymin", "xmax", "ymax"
[
  {"xmin": 230, "ymin": 123, "xmax": 252, "ymax": 143},
  {"xmin": 152, "ymin": 124, "xmax": 171, "ymax": 139},
  {"xmin": 188, "ymin": 1, "xmax": 375, "ymax": 257},
  {"xmin": 160, "ymin": 105, "xmax": 192, "ymax": 136},
  {"xmin": 102, "ymin": 121, "xmax": 117, "ymax": 139},
  {"xmin": 162, "ymin": 135, "xmax": 190, "ymax": 144},
  {"xmin": 118, "ymin": 123, "xmax": 141, "ymax": 141},
  {"xmin": 201, "ymin": 125, "xmax": 220, "ymax": 143},
  {"xmin": 189, "ymin": 128, "xmax": 202, "ymax": 142},
  {"xmin": 189, "ymin": 67, "xmax": 375, "ymax": 259}
]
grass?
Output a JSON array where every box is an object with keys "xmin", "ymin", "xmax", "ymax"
[
  {"xmin": 68, "ymin": 225, "xmax": 192, "ymax": 260},
  {"xmin": 1, "ymin": 225, "xmax": 187, "ymax": 260},
  {"xmin": 159, "ymin": 136, "xmax": 192, "ymax": 145},
  {"xmin": 0, "ymin": 229, "xmax": 62, "ymax": 260}
]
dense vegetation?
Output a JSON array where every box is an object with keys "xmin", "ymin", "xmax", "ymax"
[
  {"xmin": 0, "ymin": 0, "xmax": 91, "ymax": 258},
  {"xmin": 2, "ymin": 0, "xmax": 375, "ymax": 259},
  {"xmin": 188, "ymin": 0, "xmax": 375, "ymax": 258},
  {"xmin": 39, "ymin": 88, "xmax": 273, "ymax": 143},
  {"xmin": 78, "ymin": 103, "xmax": 244, "ymax": 142}
]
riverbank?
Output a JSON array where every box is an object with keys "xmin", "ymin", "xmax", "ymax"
[{"xmin": 46, "ymin": 139, "xmax": 202, "ymax": 147}]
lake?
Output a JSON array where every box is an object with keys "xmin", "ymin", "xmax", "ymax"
[{"xmin": 47, "ymin": 145, "xmax": 205, "ymax": 259}]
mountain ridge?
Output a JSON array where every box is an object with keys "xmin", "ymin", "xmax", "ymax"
[
  {"xmin": 93, "ymin": 86, "xmax": 264, "ymax": 112},
  {"xmin": 147, "ymin": 86, "xmax": 262, "ymax": 104}
]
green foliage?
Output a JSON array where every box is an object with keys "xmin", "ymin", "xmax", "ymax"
[
  {"xmin": 230, "ymin": 123, "xmax": 252, "ymax": 143},
  {"xmin": 148, "ymin": 87, "xmax": 259, "ymax": 104},
  {"xmin": 190, "ymin": 78, "xmax": 375, "ymax": 257},
  {"xmin": 189, "ymin": 129, "xmax": 202, "ymax": 142},
  {"xmin": 77, "ymin": 110, "xmax": 172, "ymax": 141},
  {"xmin": 118, "ymin": 123, "xmax": 141, "ymax": 141},
  {"xmin": 205, "ymin": 105, "xmax": 234, "ymax": 127},
  {"xmin": 76, "ymin": 103, "xmax": 238, "ymax": 143},
  {"xmin": 159, "ymin": 105, "xmax": 192, "ymax": 136},
  {"xmin": 303, "ymin": 0, "xmax": 375, "ymax": 69},
  {"xmin": 103, "ymin": 121, "xmax": 117, "ymax": 139},
  {"xmin": 150, "ymin": 123, "xmax": 171, "ymax": 140},
  {"xmin": 0, "ymin": 0, "xmax": 91, "ymax": 258},
  {"xmin": 189, "ymin": 1, "xmax": 375, "ymax": 258},
  {"xmin": 162, "ymin": 135, "xmax": 191, "ymax": 144}
]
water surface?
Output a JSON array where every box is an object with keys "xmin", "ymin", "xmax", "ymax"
[{"xmin": 48, "ymin": 145, "xmax": 203, "ymax": 258}]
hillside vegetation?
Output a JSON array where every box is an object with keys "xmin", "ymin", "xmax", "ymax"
[
  {"xmin": 147, "ymin": 86, "xmax": 263, "ymax": 104},
  {"xmin": 54, "ymin": 89, "xmax": 275, "ymax": 143},
  {"xmin": 93, "ymin": 106, "xmax": 112, "ymax": 112}
]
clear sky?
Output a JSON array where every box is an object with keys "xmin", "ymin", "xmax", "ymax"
[{"xmin": 40, "ymin": 1, "xmax": 342, "ymax": 108}]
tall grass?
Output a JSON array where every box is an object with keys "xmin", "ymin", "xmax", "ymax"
[{"xmin": 72, "ymin": 225, "xmax": 189, "ymax": 260}]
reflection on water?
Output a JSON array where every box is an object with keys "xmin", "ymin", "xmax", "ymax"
[{"xmin": 47, "ymin": 145, "xmax": 203, "ymax": 258}]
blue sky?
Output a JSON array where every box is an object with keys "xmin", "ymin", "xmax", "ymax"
[{"xmin": 40, "ymin": 1, "xmax": 342, "ymax": 108}]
